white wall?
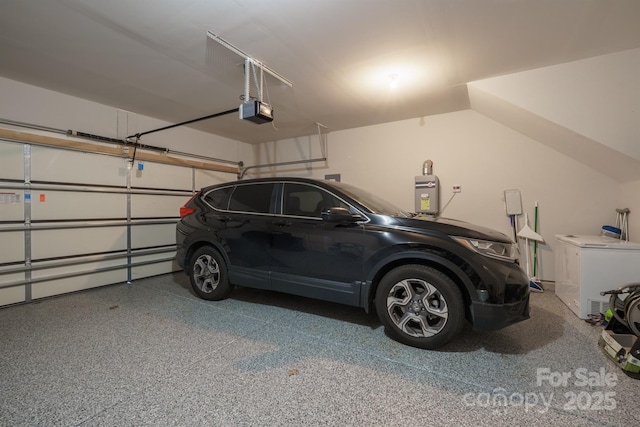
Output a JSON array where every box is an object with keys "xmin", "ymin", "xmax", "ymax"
[
  {"xmin": 469, "ymin": 48, "xmax": 640, "ymax": 162},
  {"xmin": 621, "ymin": 179, "xmax": 640, "ymax": 240},
  {"xmin": 250, "ymin": 110, "xmax": 623, "ymax": 281}
]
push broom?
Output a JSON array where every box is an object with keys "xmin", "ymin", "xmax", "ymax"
[{"xmin": 517, "ymin": 203, "xmax": 544, "ymax": 292}]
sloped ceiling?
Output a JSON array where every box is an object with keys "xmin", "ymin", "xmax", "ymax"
[
  {"xmin": 469, "ymin": 48, "xmax": 640, "ymax": 182},
  {"xmin": 0, "ymin": 0, "xmax": 639, "ymax": 149}
]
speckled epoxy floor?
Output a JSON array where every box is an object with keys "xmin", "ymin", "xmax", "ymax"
[{"xmin": 1, "ymin": 274, "xmax": 638, "ymax": 426}]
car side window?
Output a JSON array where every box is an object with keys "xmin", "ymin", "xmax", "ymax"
[
  {"xmin": 229, "ymin": 183, "xmax": 275, "ymax": 213},
  {"xmin": 283, "ymin": 183, "xmax": 348, "ymax": 218},
  {"xmin": 203, "ymin": 186, "xmax": 233, "ymax": 210}
]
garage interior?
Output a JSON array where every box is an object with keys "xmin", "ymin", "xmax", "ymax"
[{"xmin": 1, "ymin": 1, "xmax": 639, "ymax": 425}]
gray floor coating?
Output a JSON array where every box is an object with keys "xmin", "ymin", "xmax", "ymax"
[{"xmin": 1, "ymin": 273, "xmax": 638, "ymax": 426}]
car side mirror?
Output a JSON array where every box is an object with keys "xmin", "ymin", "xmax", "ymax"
[{"xmin": 321, "ymin": 207, "xmax": 362, "ymax": 223}]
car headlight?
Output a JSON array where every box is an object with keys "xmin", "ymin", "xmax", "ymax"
[{"xmin": 452, "ymin": 237, "xmax": 519, "ymax": 262}]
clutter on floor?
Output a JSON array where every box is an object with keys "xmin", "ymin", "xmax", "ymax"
[{"xmin": 598, "ymin": 283, "xmax": 640, "ymax": 379}]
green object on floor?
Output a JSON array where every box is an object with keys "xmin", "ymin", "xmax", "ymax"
[{"xmin": 605, "ymin": 308, "xmax": 613, "ymax": 323}]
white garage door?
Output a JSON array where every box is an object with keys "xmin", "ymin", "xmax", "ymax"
[{"xmin": 0, "ymin": 136, "xmax": 209, "ymax": 306}]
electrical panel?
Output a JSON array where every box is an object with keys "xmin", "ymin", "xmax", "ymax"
[
  {"xmin": 504, "ymin": 189, "xmax": 523, "ymax": 215},
  {"xmin": 415, "ymin": 175, "xmax": 439, "ymax": 214}
]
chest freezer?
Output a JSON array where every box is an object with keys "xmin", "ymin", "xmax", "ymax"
[{"xmin": 555, "ymin": 235, "xmax": 640, "ymax": 319}]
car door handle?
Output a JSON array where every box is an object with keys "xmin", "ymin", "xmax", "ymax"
[
  {"xmin": 272, "ymin": 220, "xmax": 292, "ymax": 227},
  {"xmin": 213, "ymin": 214, "xmax": 230, "ymax": 222}
]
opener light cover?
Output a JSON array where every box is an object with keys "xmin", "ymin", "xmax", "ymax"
[{"xmin": 240, "ymin": 101, "xmax": 274, "ymax": 124}]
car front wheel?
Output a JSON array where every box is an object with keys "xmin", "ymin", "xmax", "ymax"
[
  {"xmin": 188, "ymin": 246, "xmax": 233, "ymax": 301},
  {"xmin": 375, "ymin": 265, "xmax": 464, "ymax": 349}
]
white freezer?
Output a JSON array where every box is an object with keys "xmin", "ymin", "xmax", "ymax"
[{"xmin": 555, "ymin": 234, "xmax": 640, "ymax": 319}]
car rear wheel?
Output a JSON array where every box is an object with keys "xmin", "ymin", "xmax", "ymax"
[
  {"xmin": 189, "ymin": 246, "xmax": 233, "ymax": 301},
  {"xmin": 375, "ymin": 265, "xmax": 464, "ymax": 349}
]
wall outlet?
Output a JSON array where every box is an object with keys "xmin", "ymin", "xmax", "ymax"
[{"xmin": 452, "ymin": 185, "xmax": 462, "ymax": 193}]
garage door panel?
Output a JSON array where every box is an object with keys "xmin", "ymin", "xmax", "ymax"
[
  {"xmin": 132, "ymin": 162, "xmax": 192, "ymax": 190},
  {"xmin": 0, "ymin": 189, "xmax": 24, "ymax": 221},
  {"xmin": 0, "ymin": 141, "xmax": 24, "ymax": 180},
  {"xmin": 131, "ymin": 254, "xmax": 178, "ymax": 280},
  {"xmin": 0, "ymin": 285, "xmax": 25, "ymax": 306},
  {"xmin": 31, "ymin": 146, "xmax": 126, "ymax": 187},
  {"xmin": 31, "ymin": 259, "xmax": 127, "ymax": 299},
  {"xmin": 31, "ymin": 191, "xmax": 126, "ymax": 220},
  {"xmin": 0, "ymin": 271, "xmax": 24, "ymax": 286},
  {"xmin": 31, "ymin": 227, "xmax": 127, "ymax": 260},
  {"xmin": 131, "ymin": 223, "xmax": 175, "ymax": 248},
  {"xmin": 32, "ymin": 270, "xmax": 127, "ymax": 299},
  {"xmin": 131, "ymin": 194, "xmax": 184, "ymax": 218},
  {"xmin": 0, "ymin": 231, "xmax": 24, "ymax": 263},
  {"xmin": 0, "ymin": 134, "xmax": 204, "ymax": 305}
]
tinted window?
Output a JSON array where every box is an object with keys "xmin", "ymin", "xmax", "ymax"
[
  {"xmin": 229, "ymin": 183, "xmax": 274, "ymax": 213},
  {"xmin": 203, "ymin": 186, "xmax": 233, "ymax": 210},
  {"xmin": 283, "ymin": 183, "xmax": 348, "ymax": 217},
  {"xmin": 329, "ymin": 181, "xmax": 411, "ymax": 217}
]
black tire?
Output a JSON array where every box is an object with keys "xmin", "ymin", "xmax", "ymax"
[
  {"xmin": 188, "ymin": 246, "xmax": 233, "ymax": 301},
  {"xmin": 375, "ymin": 265, "xmax": 464, "ymax": 349}
]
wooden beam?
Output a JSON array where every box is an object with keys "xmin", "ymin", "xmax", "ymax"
[
  {"xmin": 0, "ymin": 128, "xmax": 239, "ymax": 174},
  {"xmin": 131, "ymin": 150, "xmax": 239, "ymax": 173},
  {"xmin": 0, "ymin": 128, "xmax": 122, "ymax": 155}
]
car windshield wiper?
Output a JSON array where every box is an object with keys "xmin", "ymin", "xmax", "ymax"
[{"xmin": 393, "ymin": 211, "xmax": 415, "ymax": 218}]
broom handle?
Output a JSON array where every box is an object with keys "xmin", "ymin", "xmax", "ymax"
[{"xmin": 533, "ymin": 202, "xmax": 539, "ymax": 277}]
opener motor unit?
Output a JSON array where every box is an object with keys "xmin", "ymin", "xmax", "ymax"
[
  {"xmin": 415, "ymin": 175, "xmax": 440, "ymax": 214},
  {"xmin": 240, "ymin": 101, "xmax": 274, "ymax": 124}
]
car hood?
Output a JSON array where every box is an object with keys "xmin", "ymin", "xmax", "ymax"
[{"xmin": 393, "ymin": 216, "xmax": 513, "ymax": 243}]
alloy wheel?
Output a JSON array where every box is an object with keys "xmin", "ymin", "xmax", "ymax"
[
  {"xmin": 193, "ymin": 254, "xmax": 220, "ymax": 293},
  {"xmin": 386, "ymin": 278, "xmax": 449, "ymax": 338}
]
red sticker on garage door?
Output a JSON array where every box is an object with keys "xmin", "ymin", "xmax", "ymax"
[{"xmin": 40, "ymin": 194, "xmax": 46, "ymax": 202}]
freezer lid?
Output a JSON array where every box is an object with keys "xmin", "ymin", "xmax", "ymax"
[{"xmin": 555, "ymin": 234, "xmax": 640, "ymax": 250}]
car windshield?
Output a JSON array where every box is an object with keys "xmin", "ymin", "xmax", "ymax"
[{"xmin": 329, "ymin": 181, "xmax": 413, "ymax": 218}]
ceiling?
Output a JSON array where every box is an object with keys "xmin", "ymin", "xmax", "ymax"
[{"xmin": 1, "ymin": 0, "xmax": 640, "ymax": 144}]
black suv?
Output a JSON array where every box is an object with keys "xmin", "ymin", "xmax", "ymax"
[{"xmin": 176, "ymin": 177, "xmax": 529, "ymax": 349}]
